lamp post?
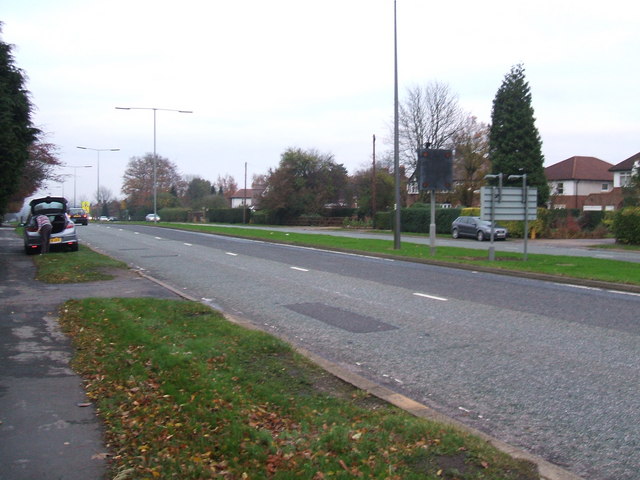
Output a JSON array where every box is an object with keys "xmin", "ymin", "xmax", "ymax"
[
  {"xmin": 115, "ymin": 107, "xmax": 192, "ymax": 222},
  {"xmin": 76, "ymin": 146, "xmax": 119, "ymax": 212},
  {"xmin": 66, "ymin": 165, "xmax": 92, "ymax": 207},
  {"xmin": 392, "ymin": 0, "xmax": 401, "ymax": 249}
]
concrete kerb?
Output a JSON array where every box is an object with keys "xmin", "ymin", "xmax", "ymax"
[{"xmin": 131, "ymin": 266, "xmax": 584, "ymax": 480}]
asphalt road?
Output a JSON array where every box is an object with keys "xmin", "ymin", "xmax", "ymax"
[{"xmin": 78, "ymin": 224, "xmax": 640, "ymax": 480}]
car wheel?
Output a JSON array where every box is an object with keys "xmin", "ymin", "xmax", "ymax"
[
  {"xmin": 452, "ymin": 228, "xmax": 459, "ymax": 239},
  {"xmin": 476, "ymin": 230, "xmax": 485, "ymax": 241}
]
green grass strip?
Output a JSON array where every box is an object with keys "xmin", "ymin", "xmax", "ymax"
[
  {"xmin": 60, "ymin": 298, "xmax": 538, "ymax": 479},
  {"xmin": 152, "ymin": 223, "xmax": 640, "ymax": 286}
]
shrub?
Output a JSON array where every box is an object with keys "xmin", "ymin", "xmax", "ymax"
[
  {"xmin": 612, "ymin": 207, "xmax": 640, "ymax": 244},
  {"xmin": 373, "ymin": 208, "xmax": 462, "ymax": 234},
  {"xmin": 208, "ymin": 208, "xmax": 251, "ymax": 224},
  {"xmin": 461, "ymin": 207, "xmax": 480, "ymax": 217},
  {"xmin": 158, "ymin": 208, "xmax": 189, "ymax": 222},
  {"xmin": 578, "ymin": 211, "xmax": 605, "ymax": 231}
]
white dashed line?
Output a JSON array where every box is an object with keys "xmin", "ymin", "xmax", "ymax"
[
  {"xmin": 290, "ymin": 266, "xmax": 309, "ymax": 272},
  {"xmin": 226, "ymin": 252, "xmax": 238, "ymax": 256},
  {"xmin": 184, "ymin": 243, "xmax": 192, "ymax": 246},
  {"xmin": 413, "ymin": 292, "xmax": 448, "ymax": 302}
]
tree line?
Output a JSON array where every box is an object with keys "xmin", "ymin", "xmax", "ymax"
[{"xmin": 4, "ymin": 21, "xmax": 638, "ymax": 222}]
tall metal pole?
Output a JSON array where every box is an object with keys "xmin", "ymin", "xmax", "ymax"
[
  {"xmin": 67, "ymin": 165, "xmax": 92, "ymax": 207},
  {"xmin": 243, "ymin": 161, "xmax": 248, "ymax": 224},
  {"xmin": 372, "ymin": 134, "xmax": 376, "ymax": 220},
  {"xmin": 393, "ymin": 0, "xmax": 401, "ymax": 249},
  {"xmin": 116, "ymin": 107, "xmax": 193, "ymax": 223},
  {"xmin": 76, "ymin": 146, "xmax": 119, "ymax": 213},
  {"xmin": 153, "ymin": 109, "xmax": 157, "ymax": 222}
]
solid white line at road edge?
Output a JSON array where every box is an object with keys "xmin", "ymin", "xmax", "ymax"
[{"xmin": 413, "ymin": 292, "xmax": 448, "ymax": 301}]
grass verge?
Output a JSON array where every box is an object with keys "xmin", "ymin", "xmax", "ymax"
[
  {"xmin": 149, "ymin": 223, "xmax": 640, "ymax": 287},
  {"xmin": 59, "ymin": 297, "xmax": 538, "ymax": 479},
  {"xmin": 33, "ymin": 244, "xmax": 127, "ymax": 283}
]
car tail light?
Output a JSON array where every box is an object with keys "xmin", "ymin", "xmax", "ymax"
[{"xmin": 65, "ymin": 221, "xmax": 75, "ymax": 230}]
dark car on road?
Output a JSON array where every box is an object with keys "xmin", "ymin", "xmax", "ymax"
[
  {"xmin": 68, "ymin": 207, "xmax": 88, "ymax": 225},
  {"xmin": 451, "ymin": 216, "xmax": 508, "ymax": 241},
  {"xmin": 23, "ymin": 196, "xmax": 79, "ymax": 254}
]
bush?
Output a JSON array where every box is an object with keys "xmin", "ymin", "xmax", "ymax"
[
  {"xmin": 612, "ymin": 207, "xmax": 640, "ymax": 244},
  {"xmin": 157, "ymin": 208, "xmax": 189, "ymax": 222},
  {"xmin": 208, "ymin": 208, "xmax": 251, "ymax": 224},
  {"xmin": 578, "ymin": 211, "xmax": 605, "ymax": 231},
  {"xmin": 373, "ymin": 208, "xmax": 462, "ymax": 234}
]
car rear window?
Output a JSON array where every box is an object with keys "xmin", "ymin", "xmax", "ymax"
[{"xmin": 33, "ymin": 201, "xmax": 65, "ymax": 212}]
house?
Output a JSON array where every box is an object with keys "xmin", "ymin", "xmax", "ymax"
[
  {"xmin": 582, "ymin": 152, "xmax": 640, "ymax": 211},
  {"xmin": 609, "ymin": 152, "xmax": 639, "ymax": 189},
  {"xmin": 229, "ymin": 189, "xmax": 255, "ymax": 208},
  {"xmin": 229, "ymin": 181, "xmax": 267, "ymax": 209},
  {"xmin": 545, "ymin": 156, "xmax": 614, "ymax": 210}
]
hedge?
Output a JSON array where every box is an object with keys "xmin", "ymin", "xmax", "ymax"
[
  {"xmin": 208, "ymin": 208, "xmax": 251, "ymax": 224},
  {"xmin": 374, "ymin": 208, "xmax": 462, "ymax": 234},
  {"xmin": 157, "ymin": 208, "xmax": 189, "ymax": 222},
  {"xmin": 612, "ymin": 207, "xmax": 640, "ymax": 244}
]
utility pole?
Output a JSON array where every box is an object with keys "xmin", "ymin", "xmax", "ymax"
[{"xmin": 372, "ymin": 134, "xmax": 377, "ymax": 219}]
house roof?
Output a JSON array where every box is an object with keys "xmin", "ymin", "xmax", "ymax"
[
  {"xmin": 583, "ymin": 188, "xmax": 625, "ymax": 209},
  {"xmin": 230, "ymin": 189, "xmax": 254, "ymax": 199},
  {"xmin": 609, "ymin": 152, "xmax": 640, "ymax": 172},
  {"xmin": 545, "ymin": 156, "xmax": 613, "ymax": 181}
]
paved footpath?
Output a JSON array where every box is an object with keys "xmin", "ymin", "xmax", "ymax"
[{"xmin": 0, "ymin": 227, "xmax": 181, "ymax": 480}]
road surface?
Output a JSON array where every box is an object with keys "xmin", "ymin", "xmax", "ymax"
[{"xmin": 78, "ymin": 224, "xmax": 640, "ymax": 480}]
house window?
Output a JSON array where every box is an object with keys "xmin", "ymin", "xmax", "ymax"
[
  {"xmin": 601, "ymin": 183, "xmax": 609, "ymax": 191},
  {"xmin": 620, "ymin": 172, "xmax": 632, "ymax": 187},
  {"xmin": 556, "ymin": 182, "xmax": 564, "ymax": 194}
]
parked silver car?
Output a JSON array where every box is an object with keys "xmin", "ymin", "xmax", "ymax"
[
  {"xmin": 23, "ymin": 196, "xmax": 79, "ymax": 254},
  {"xmin": 451, "ymin": 216, "xmax": 508, "ymax": 241}
]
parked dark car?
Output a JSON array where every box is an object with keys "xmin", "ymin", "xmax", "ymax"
[
  {"xmin": 23, "ymin": 196, "xmax": 79, "ymax": 254},
  {"xmin": 68, "ymin": 207, "xmax": 88, "ymax": 225},
  {"xmin": 451, "ymin": 216, "xmax": 508, "ymax": 241}
]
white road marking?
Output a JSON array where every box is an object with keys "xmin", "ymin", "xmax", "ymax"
[
  {"xmin": 155, "ymin": 236, "xmax": 162, "ymax": 240},
  {"xmin": 226, "ymin": 252, "xmax": 238, "ymax": 256},
  {"xmin": 413, "ymin": 292, "xmax": 448, "ymax": 302},
  {"xmin": 606, "ymin": 289, "xmax": 640, "ymax": 298},
  {"xmin": 290, "ymin": 266, "xmax": 309, "ymax": 272},
  {"xmin": 184, "ymin": 243, "xmax": 192, "ymax": 246}
]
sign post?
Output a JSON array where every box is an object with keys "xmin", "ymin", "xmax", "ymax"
[
  {"xmin": 481, "ymin": 181, "xmax": 538, "ymax": 261},
  {"xmin": 417, "ymin": 148, "xmax": 453, "ymax": 255}
]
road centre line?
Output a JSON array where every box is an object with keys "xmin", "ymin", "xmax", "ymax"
[
  {"xmin": 290, "ymin": 266, "xmax": 309, "ymax": 272},
  {"xmin": 226, "ymin": 252, "xmax": 238, "ymax": 256},
  {"xmin": 184, "ymin": 243, "xmax": 192, "ymax": 246},
  {"xmin": 155, "ymin": 236, "xmax": 162, "ymax": 240},
  {"xmin": 413, "ymin": 292, "xmax": 448, "ymax": 302}
]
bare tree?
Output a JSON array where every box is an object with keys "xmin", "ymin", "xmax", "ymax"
[
  {"xmin": 396, "ymin": 81, "xmax": 465, "ymax": 169},
  {"xmin": 215, "ymin": 174, "xmax": 238, "ymax": 202},
  {"xmin": 451, "ymin": 116, "xmax": 491, "ymax": 207}
]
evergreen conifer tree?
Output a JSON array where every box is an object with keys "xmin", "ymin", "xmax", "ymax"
[
  {"xmin": 0, "ymin": 25, "xmax": 39, "ymax": 214},
  {"xmin": 489, "ymin": 64, "xmax": 549, "ymax": 205}
]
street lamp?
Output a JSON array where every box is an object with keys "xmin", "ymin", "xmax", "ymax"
[
  {"xmin": 76, "ymin": 146, "xmax": 120, "ymax": 210},
  {"xmin": 66, "ymin": 165, "xmax": 92, "ymax": 207},
  {"xmin": 115, "ymin": 106, "xmax": 193, "ymax": 222}
]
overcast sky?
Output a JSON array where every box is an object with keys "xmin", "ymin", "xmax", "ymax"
[{"xmin": 3, "ymin": 0, "xmax": 638, "ymax": 205}]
